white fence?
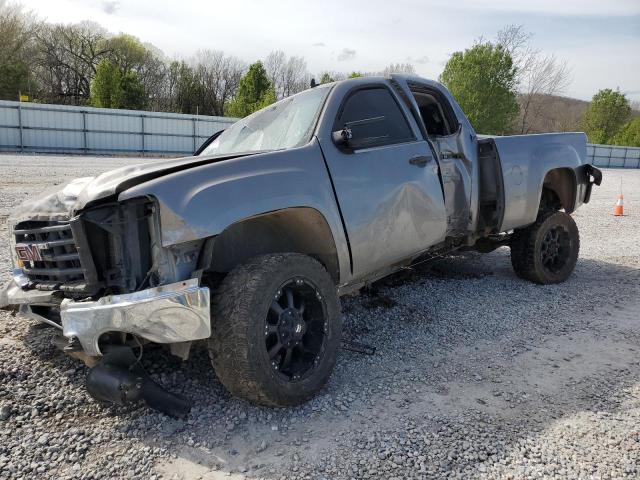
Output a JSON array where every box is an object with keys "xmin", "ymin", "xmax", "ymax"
[
  {"xmin": 0, "ymin": 100, "xmax": 237, "ymax": 156},
  {"xmin": 1, "ymin": 99, "xmax": 639, "ymax": 164},
  {"xmin": 586, "ymin": 144, "xmax": 640, "ymax": 168}
]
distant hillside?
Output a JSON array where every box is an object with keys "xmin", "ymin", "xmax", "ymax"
[
  {"xmin": 516, "ymin": 94, "xmax": 639, "ymax": 135},
  {"xmin": 515, "ymin": 94, "xmax": 589, "ymax": 134}
]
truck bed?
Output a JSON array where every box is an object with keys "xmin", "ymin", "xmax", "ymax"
[{"xmin": 478, "ymin": 132, "xmax": 589, "ymax": 232}]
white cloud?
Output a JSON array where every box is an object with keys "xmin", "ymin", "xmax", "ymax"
[
  {"xmin": 101, "ymin": 1, "xmax": 119, "ymax": 14},
  {"xmin": 337, "ymin": 48, "xmax": 356, "ymax": 62}
]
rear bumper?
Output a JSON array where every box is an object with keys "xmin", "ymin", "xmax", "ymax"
[{"xmin": 1, "ymin": 276, "xmax": 211, "ymax": 356}]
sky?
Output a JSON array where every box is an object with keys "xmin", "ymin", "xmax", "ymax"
[{"xmin": 20, "ymin": 0, "xmax": 640, "ymax": 102}]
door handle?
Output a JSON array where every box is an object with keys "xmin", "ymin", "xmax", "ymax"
[
  {"xmin": 441, "ymin": 150, "xmax": 461, "ymax": 159},
  {"xmin": 409, "ymin": 155, "xmax": 431, "ymax": 167}
]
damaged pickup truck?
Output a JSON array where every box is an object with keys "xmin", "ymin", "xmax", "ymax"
[{"xmin": 1, "ymin": 75, "xmax": 602, "ymax": 413}]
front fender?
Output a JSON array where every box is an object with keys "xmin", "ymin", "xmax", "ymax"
[{"xmin": 118, "ymin": 140, "xmax": 351, "ymax": 282}]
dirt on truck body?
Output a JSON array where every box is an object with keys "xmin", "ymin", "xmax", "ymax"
[{"xmin": 0, "ymin": 75, "xmax": 601, "ymax": 414}]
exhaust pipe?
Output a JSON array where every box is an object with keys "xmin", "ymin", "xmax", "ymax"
[{"xmin": 86, "ymin": 346, "xmax": 191, "ymax": 417}]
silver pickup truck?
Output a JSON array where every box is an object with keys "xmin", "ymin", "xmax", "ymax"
[{"xmin": 1, "ymin": 75, "xmax": 601, "ymax": 414}]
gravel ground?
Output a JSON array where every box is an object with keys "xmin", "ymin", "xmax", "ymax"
[{"xmin": 0, "ymin": 153, "xmax": 639, "ymax": 480}]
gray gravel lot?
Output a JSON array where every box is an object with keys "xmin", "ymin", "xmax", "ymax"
[{"xmin": 0, "ymin": 153, "xmax": 639, "ymax": 480}]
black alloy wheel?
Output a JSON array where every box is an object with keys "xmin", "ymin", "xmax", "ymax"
[
  {"xmin": 265, "ymin": 277, "xmax": 327, "ymax": 382},
  {"xmin": 540, "ymin": 224, "xmax": 571, "ymax": 274}
]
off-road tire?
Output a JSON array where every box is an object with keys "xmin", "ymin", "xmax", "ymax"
[
  {"xmin": 510, "ymin": 211, "xmax": 580, "ymax": 284},
  {"xmin": 208, "ymin": 253, "xmax": 341, "ymax": 406}
]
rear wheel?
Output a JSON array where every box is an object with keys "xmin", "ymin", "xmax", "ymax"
[
  {"xmin": 510, "ymin": 211, "xmax": 579, "ymax": 284},
  {"xmin": 208, "ymin": 253, "xmax": 341, "ymax": 406}
]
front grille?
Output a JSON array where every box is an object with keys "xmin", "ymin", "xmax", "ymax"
[{"xmin": 14, "ymin": 220, "xmax": 97, "ymax": 293}]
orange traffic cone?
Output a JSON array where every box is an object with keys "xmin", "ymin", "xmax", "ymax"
[{"xmin": 613, "ymin": 194, "xmax": 624, "ymax": 216}]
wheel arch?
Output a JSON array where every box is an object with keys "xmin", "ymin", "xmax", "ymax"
[
  {"xmin": 541, "ymin": 167, "xmax": 578, "ymax": 213},
  {"xmin": 201, "ymin": 207, "xmax": 341, "ymax": 283}
]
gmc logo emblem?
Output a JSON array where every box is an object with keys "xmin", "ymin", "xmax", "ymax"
[{"xmin": 15, "ymin": 243, "xmax": 43, "ymax": 262}]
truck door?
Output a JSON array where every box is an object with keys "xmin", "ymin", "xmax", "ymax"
[
  {"xmin": 319, "ymin": 85, "xmax": 447, "ymax": 279},
  {"xmin": 408, "ymin": 85, "xmax": 474, "ymax": 237}
]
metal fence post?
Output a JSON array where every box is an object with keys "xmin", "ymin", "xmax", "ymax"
[
  {"xmin": 192, "ymin": 117, "xmax": 197, "ymax": 152},
  {"xmin": 17, "ymin": 103, "xmax": 24, "ymax": 152},
  {"xmin": 141, "ymin": 114, "xmax": 145, "ymax": 155},
  {"xmin": 623, "ymin": 147, "xmax": 628, "ymax": 168},
  {"xmin": 82, "ymin": 111, "xmax": 88, "ymax": 154}
]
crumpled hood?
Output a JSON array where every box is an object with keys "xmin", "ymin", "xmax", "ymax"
[
  {"xmin": 10, "ymin": 176, "xmax": 96, "ymax": 224},
  {"xmin": 9, "ymin": 154, "xmax": 247, "ymax": 224}
]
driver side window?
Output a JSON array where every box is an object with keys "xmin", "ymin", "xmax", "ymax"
[{"xmin": 335, "ymin": 87, "xmax": 414, "ymax": 149}]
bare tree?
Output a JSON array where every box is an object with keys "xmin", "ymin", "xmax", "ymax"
[
  {"xmin": 137, "ymin": 42, "xmax": 169, "ymax": 110},
  {"xmin": 264, "ymin": 50, "xmax": 286, "ymax": 96},
  {"xmin": 33, "ymin": 21, "xmax": 109, "ymax": 104},
  {"xmin": 191, "ymin": 50, "xmax": 245, "ymax": 116},
  {"xmin": 496, "ymin": 25, "xmax": 533, "ymax": 72},
  {"xmin": 334, "ymin": 63, "xmax": 415, "ymax": 79},
  {"xmin": 516, "ymin": 54, "xmax": 571, "ymax": 134},
  {"xmin": 282, "ymin": 55, "xmax": 309, "ymax": 98},
  {"xmin": 380, "ymin": 62, "xmax": 415, "ymax": 76},
  {"xmin": 264, "ymin": 50, "xmax": 310, "ymax": 99},
  {"xmin": 497, "ymin": 25, "xmax": 572, "ymax": 134}
]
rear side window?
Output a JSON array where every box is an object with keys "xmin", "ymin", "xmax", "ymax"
[{"xmin": 335, "ymin": 87, "xmax": 414, "ymax": 148}]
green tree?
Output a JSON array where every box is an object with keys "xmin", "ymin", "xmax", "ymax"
[
  {"xmin": 103, "ymin": 34, "xmax": 148, "ymax": 72},
  {"xmin": 612, "ymin": 117, "xmax": 640, "ymax": 147},
  {"xmin": 98, "ymin": 34, "xmax": 151, "ymax": 109},
  {"xmin": 119, "ymin": 70, "xmax": 146, "ymax": 109},
  {"xmin": 104, "ymin": 34, "xmax": 166, "ymax": 110},
  {"xmin": 259, "ymin": 86, "xmax": 277, "ymax": 108},
  {"xmin": 439, "ymin": 42, "xmax": 519, "ymax": 134},
  {"xmin": 320, "ymin": 72, "xmax": 334, "ymax": 84},
  {"xmin": 0, "ymin": 61, "xmax": 29, "ymax": 100},
  {"xmin": 581, "ymin": 89, "xmax": 631, "ymax": 144},
  {"xmin": 90, "ymin": 59, "xmax": 146, "ymax": 109},
  {"xmin": 226, "ymin": 61, "xmax": 274, "ymax": 117},
  {"xmin": 348, "ymin": 72, "xmax": 363, "ymax": 78},
  {"xmin": 90, "ymin": 59, "xmax": 122, "ymax": 108}
]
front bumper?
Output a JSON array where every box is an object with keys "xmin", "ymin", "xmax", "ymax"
[{"xmin": 1, "ymin": 276, "xmax": 211, "ymax": 357}]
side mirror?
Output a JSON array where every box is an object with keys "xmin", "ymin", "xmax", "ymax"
[
  {"xmin": 331, "ymin": 116, "xmax": 386, "ymax": 149},
  {"xmin": 332, "ymin": 126, "xmax": 353, "ymax": 146}
]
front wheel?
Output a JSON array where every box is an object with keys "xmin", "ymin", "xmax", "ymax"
[
  {"xmin": 208, "ymin": 253, "xmax": 341, "ymax": 406},
  {"xmin": 510, "ymin": 211, "xmax": 580, "ymax": 284}
]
